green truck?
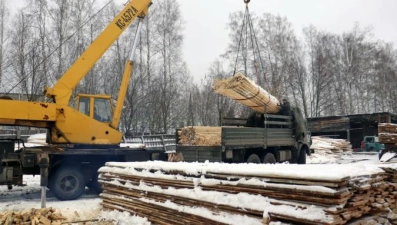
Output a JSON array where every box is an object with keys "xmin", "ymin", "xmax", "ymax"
[
  {"xmin": 360, "ymin": 136, "xmax": 385, "ymax": 152},
  {"xmin": 176, "ymin": 107, "xmax": 312, "ymax": 164}
]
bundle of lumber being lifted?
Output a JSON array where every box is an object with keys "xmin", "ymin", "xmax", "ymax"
[
  {"xmin": 213, "ymin": 72, "xmax": 280, "ymax": 114},
  {"xmin": 178, "ymin": 126, "xmax": 221, "ymax": 146},
  {"xmin": 98, "ymin": 161, "xmax": 397, "ymax": 225}
]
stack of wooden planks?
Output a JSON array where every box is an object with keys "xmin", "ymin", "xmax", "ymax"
[
  {"xmin": 98, "ymin": 161, "xmax": 397, "ymax": 225},
  {"xmin": 178, "ymin": 126, "xmax": 221, "ymax": 146},
  {"xmin": 213, "ymin": 72, "xmax": 280, "ymax": 114},
  {"xmin": 0, "ymin": 208, "xmax": 66, "ymax": 225},
  {"xmin": 379, "ymin": 123, "xmax": 397, "ymax": 144},
  {"xmin": 311, "ymin": 136, "xmax": 353, "ymax": 154}
]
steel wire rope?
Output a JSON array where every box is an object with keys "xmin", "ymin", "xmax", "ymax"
[
  {"xmin": 232, "ymin": 0, "xmax": 264, "ymax": 79},
  {"xmin": 0, "ymin": 39, "xmax": 42, "ymax": 92},
  {"xmin": 232, "ymin": 4, "xmax": 248, "ymax": 76},
  {"xmin": 3, "ymin": 0, "xmax": 114, "ymax": 99},
  {"xmin": 0, "ymin": 1, "xmax": 43, "ymax": 88},
  {"xmin": 247, "ymin": 7, "xmax": 266, "ymax": 84},
  {"xmin": 244, "ymin": 6, "xmax": 249, "ymax": 75}
]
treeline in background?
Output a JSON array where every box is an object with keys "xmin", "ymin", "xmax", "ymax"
[{"xmin": 0, "ymin": 0, "xmax": 396, "ymax": 134}]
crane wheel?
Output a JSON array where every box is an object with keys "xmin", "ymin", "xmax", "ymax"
[{"xmin": 49, "ymin": 166, "xmax": 85, "ymax": 200}]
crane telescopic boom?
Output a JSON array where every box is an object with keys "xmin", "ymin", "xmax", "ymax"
[{"xmin": 0, "ymin": 0, "xmax": 152, "ymax": 145}]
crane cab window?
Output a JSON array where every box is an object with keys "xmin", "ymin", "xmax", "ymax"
[
  {"xmin": 94, "ymin": 98, "xmax": 112, "ymax": 122},
  {"xmin": 78, "ymin": 97, "xmax": 90, "ymax": 116}
]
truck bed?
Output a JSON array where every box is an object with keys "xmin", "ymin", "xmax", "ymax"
[
  {"xmin": 222, "ymin": 127, "xmax": 295, "ymax": 148},
  {"xmin": 176, "ymin": 126, "xmax": 296, "ymax": 162},
  {"xmin": 176, "ymin": 146, "xmax": 222, "ymax": 162}
]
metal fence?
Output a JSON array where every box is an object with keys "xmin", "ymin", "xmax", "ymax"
[
  {"xmin": 124, "ymin": 134, "xmax": 176, "ymax": 153},
  {"xmin": 0, "ymin": 128, "xmax": 47, "ymax": 142}
]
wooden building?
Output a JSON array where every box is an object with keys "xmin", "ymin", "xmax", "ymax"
[{"xmin": 307, "ymin": 112, "xmax": 397, "ymax": 149}]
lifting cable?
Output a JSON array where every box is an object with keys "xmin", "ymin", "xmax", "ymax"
[
  {"xmin": 232, "ymin": 0, "xmax": 265, "ymax": 83},
  {"xmin": 2, "ymin": 0, "xmax": 114, "ymax": 96}
]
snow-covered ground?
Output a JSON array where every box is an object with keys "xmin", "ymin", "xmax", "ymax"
[{"xmin": 0, "ymin": 153, "xmax": 392, "ymax": 224}]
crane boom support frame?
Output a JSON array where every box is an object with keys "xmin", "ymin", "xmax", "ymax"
[{"xmin": 45, "ymin": 0, "xmax": 152, "ymax": 106}]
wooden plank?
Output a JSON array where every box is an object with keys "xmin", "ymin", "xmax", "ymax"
[
  {"xmin": 101, "ymin": 183, "xmax": 264, "ymax": 218},
  {"xmin": 268, "ymin": 212, "xmax": 345, "ymax": 225},
  {"xmin": 98, "ymin": 160, "xmax": 397, "ymax": 225}
]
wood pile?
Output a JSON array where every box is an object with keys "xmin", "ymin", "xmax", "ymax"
[
  {"xmin": 379, "ymin": 123, "xmax": 397, "ymax": 144},
  {"xmin": 0, "ymin": 208, "xmax": 66, "ymax": 225},
  {"xmin": 311, "ymin": 136, "xmax": 353, "ymax": 154},
  {"xmin": 379, "ymin": 123, "xmax": 397, "ymax": 134},
  {"xmin": 98, "ymin": 161, "xmax": 397, "ymax": 225},
  {"xmin": 178, "ymin": 126, "xmax": 221, "ymax": 146},
  {"xmin": 213, "ymin": 72, "xmax": 280, "ymax": 114},
  {"xmin": 308, "ymin": 118, "xmax": 350, "ymax": 133}
]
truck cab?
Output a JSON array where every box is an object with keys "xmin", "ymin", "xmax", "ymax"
[{"xmin": 361, "ymin": 136, "xmax": 385, "ymax": 152}]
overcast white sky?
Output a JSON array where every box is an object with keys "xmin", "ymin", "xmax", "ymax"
[{"xmin": 8, "ymin": 0, "xmax": 397, "ymax": 82}]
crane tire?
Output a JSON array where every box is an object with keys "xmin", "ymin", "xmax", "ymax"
[{"xmin": 49, "ymin": 166, "xmax": 85, "ymax": 201}]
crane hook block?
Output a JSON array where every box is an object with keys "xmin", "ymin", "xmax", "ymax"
[{"xmin": 244, "ymin": 0, "xmax": 250, "ymax": 3}]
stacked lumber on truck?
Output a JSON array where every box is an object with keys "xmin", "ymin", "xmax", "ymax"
[
  {"xmin": 213, "ymin": 72, "xmax": 280, "ymax": 114},
  {"xmin": 0, "ymin": 208, "xmax": 66, "ymax": 225},
  {"xmin": 178, "ymin": 126, "xmax": 221, "ymax": 146},
  {"xmin": 379, "ymin": 123, "xmax": 397, "ymax": 144},
  {"xmin": 98, "ymin": 161, "xmax": 397, "ymax": 225}
]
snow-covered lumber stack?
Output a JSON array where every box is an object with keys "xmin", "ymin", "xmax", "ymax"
[
  {"xmin": 0, "ymin": 208, "xmax": 66, "ymax": 225},
  {"xmin": 98, "ymin": 161, "xmax": 397, "ymax": 225},
  {"xmin": 178, "ymin": 126, "xmax": 221, "ymax": 146},
  {"xmin": 378, "ymin": 123, "xmax": 397, "ymax": 144},
  {"xmin": 213, "ymin": 72, "xmax": 280, "ymax": 114},
  {"xmin": 311, "ymin": 136, "xmax": 353, "ymax": 154},
  {"xmin": 309, "ymin": 136, "xmax": 353, "ymax": 163}
]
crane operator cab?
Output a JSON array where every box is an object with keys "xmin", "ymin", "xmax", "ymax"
[{"xmin": 74, "ymin": 94, "xmax": 113, "ymax": 123}]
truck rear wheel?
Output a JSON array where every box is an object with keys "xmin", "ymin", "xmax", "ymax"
[
  {"xmin": 49, "ymin": 166, "xmax": 85, "ymax": 200},
  {"xmin": 263, "ymin": 153, "xmax": 276, "ymax": 164},
  {"xmin": 246, "ymin": 154, "xmax": 261, "ymax": 164}
]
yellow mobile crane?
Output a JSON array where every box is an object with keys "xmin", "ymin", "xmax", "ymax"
[{"xmin": 0, "ymin": 0, "xmax": 155, "ymax": 201}]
